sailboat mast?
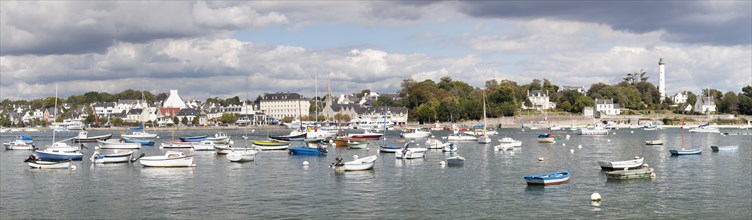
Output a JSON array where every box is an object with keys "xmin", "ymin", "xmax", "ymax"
[
  {"xmin": 482, "ymin": 89, "xmax": 487, "ymax": 134},
  {"xmin": 52, "ymin": 84, "xmax": 58, "ymax": 143},
  {"xmin": 315, "ymin": 75, "xmax": 319, "ymax": 124}
]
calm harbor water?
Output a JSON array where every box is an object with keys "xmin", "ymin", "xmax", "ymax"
[{"xmin": 1, "ymin": 128, "xmax": 751, "ymax": 219}]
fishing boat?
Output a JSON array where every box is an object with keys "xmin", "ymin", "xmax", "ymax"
[
  {"xmin": 710, "ymin": 145, "xmax": 738, "ymax": 152},
  {"xmin": 395, "ymin": 144, "xmax": 428, "ymax": 159},
  {"xmin": 332, "ymin": 155, "xmax": 377, "ymax": 171},
  {"xmin": 26, "ymin": 159, "xmax": 76, "ymax": 169},
  {"xmin": 400, "ymin": 128, "xmax": 432, "ymax": 139},
  {"xmin": 8, "ymin": 134, "xmax": 34, "ymax": 144},
  {"xmin": 597, "ymin": 157, "xmax": 644, "ymax": 170},
  {"xmin": 288, "ymin": 144, "xmax": 327, "ymax": 155},
  {"xmin": 536, "ymin": 134, "xmax": 556, "ymax": 143},
  {"xmin": 577, "ymin": 127, "xmax": 609, "ymax": 135},
  {"xmin": 442, "ymin": 143, "xmax": 458, "ymax": 152},
  {"xmin": 227, "ymin": 148, "xmax": 258, "ymax": 162},
  {"xmin": 523, "ymin": 170, "xmax": 570, "ymax": 186},
  {"xmin": 605, "ymin": 165, "xmax": 655, "ymax": 180},
  {"xmin": 90, "ymin": 150, "xmax": 134, "ymax": 163},
  {"xmin": 34, "ymin": 143, "xmax": 83, "ymax": 161},
  {"xmin": 669, "ymin": 148, "xmax": 703, "ymax": 155},
  {"xmin": 444, "ymin": 134, "xmax": 478, "ymax": 141},
  {"xmin": 138, "ymin": 151, "xmax": 195, "ymax": 167},
  {"xmin": 97, "ymin": 139, "xmax": 141, "ymax": 149},
  {"xmin": 446, "ymin": 155, "xmax": 465, "ymax": 166},
  {"xmin": 645, "ymin": 140, "xmax": 664, "ymax": 145},
  {"xmin": 499, "ymin": 137, "xmax": 522, "ymax": 147},
  {"xmin": 72, "ymin": 131, "xmax": 112, "ymax": 143},
  {"xmin": 252, "ymin": 140, "xmax": 290, "ymax": 151},
  {"xmin": 179, "ymin": 135, "xmax": 207, "ymax": 142},
  {"xmin": 348, "ymin": 130, "xmax": 383, "ymax": 140},
  {"xmin": 269, "ymin": 130, "xmax": 307, "ymax": 141},
  {"xmin": 4, "ymin": 139, "xmax": 34, "ymax": 150},
  {"xmin": 347, "ymin": 140, "xmax": 369, "ymax": 149}
]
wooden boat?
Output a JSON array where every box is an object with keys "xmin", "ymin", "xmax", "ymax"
[
  {"xmin": 442, "ymin": 143, "xmax": 458, "ymax": 152},
  {"xmin": 446, "ymin": 155, "xmax": 465, "ymax": 166},
  {"xmin": 34, "ymin": 143, "xmax": 83, "ymax": 161},
  {"xmin": 4, "ymin": 139, "xmax": 34, "ymax": 150},
  {"xmin": 348, "ymin": 130, "xmax": 383, "ymax": 140},
  {"xmin": 138, "ymin": 151, "xmax": 195, "ymax": 167},
  {"xmin": 252, "ymin": 140, "xmax": 290, "ymax": 151},
  {"xmin": 499, "ymin": 137, "xmax": 522, "ymax": 147},
  {"xmin": 523, "ymin": 170, "xmax": 570, "ymax": 186},
  {"xmin": 395, "ymin": 145, "xmax": 428, "ymax": 159},
  {"xmin": 645, "ymin": 140, "xmax": 664, "ymax": 145},
  {"xmin": 179, "ymin": 135, "xmax": 207, "ymax": 142},
  {"xmin": 90, "ymin": 150, "xmax": 134, "ymax": 163},
  {"xmin": 334, "ymin": 137, "xmax": 364, "ymax": 147},
  {"xmin": 288, "ymin": 145, "xmax": 327, "ymax": 155},
  {"xmin": 347, "ymin": 140, "xmax": 368, "ymax": 149},
  {"xmin": 400, "ymin": 128, "xmax": 432, "ymax": 139},
  {"xmin": 227, "ymin": 148, "xmax": 257, "ymax": 162},
  {"xmin": 597, "ymin": 157, "xmax": 644, "ymax": 170},
  {"xmin": 536, "ymin": 134, "xmax": 556, "ymax": 143},
  {"xmin": 710, "ymin": 145, "xmax": 738, "ymax": 152},
  {"xmin": 605, "ymin": 166, "xmax": 654, "ymax": 180},
  {"xmin": 97, "ymin": 139, "xmax": 141, "ymax": 149},
  {"xmin": 27, "ymin": 160, "xmax": 76, "ymax": 169},
  {"xmin": 333, "ymin": 155, "xmax": 377, "ymax": 171},
  {"xmin": 72, "ymin": 131, "xmax": 112, "ymax": 143},
  {"xmin": 669, "ymin": 148, "xmax": 702, "ymax": 155},
  {"xmin": 269, "ymin": 130, "xmax": 307, "ymax": 141}
]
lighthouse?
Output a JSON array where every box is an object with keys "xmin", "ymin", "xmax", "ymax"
[{"xmin": 659, "ymin": 58, "xmax": 665, "ymax": 102}]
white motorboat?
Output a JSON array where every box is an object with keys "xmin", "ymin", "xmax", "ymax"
[
  {"xmin": 498, "ymin": 137, "xmax": 522, "ymax": 147},
  {"xmin": 160, "ymin": 141, "xmax": 195, "ymax": 149},
  {"xmin": 27, "ymin": 160, "xmax": 76, "ymax": 169},
  {"xmin": 494, "ymin": 144, "xmax": 513, "ymax": 151},
  {"xmin": 477, "ymin": 135, "xmax": 491, "ymax": 144},
  {"xmin": 5, "ymin": 139, "xmax": 35, "ymax": 150},
  {"xmin": 425, "ymin": 138, "xmax": 449, "ymax": 149},
  {"xmin": 597, "ymin": 157, "xmax": 644, "ymax": 170},
  {"xmin": 688, "ymin": 125, "xmax": 720, "ymax": 133},
  {"xmin": 214, "ymin": 144, "xmax": 234, "ymax": 155},
  {"xmin": 194, "ymin": 140, "xmax": 230, "ymax": 151},
  {"xmin": 227, "ymin": 148, "xmax": 258, "ymax": 162},
  {"xmin": 400, "ymin": 128, "xmax": 432, "ymax": 139},
  {"xmin": 395, "ymin": 146, "xmax": 428, "ymax": 159},
  {"xmin": 443, "ymin": 143, "xmax": 458, "ymax": 152},
  {"xmin": 122, "ymin": 131, "xmax": 158, "ymax": 140},
  {"xmin": 333, "ymin": 155, "xmax": 377, "ymax": 171},
  {"xmin": 139, "ymin": 151, "xmax": 195, "ymax": 167},
  {"xmin": 710, "ymin": 145, "xmax": 738, "ymax": 152},
  {"xmin": 97, "ymin": 139, "xmax": 141, "ymax": 149},
  {"xmin": 462, "ymin": 129, "xmax": 499, "ymax": 136},
  {"xmin": 206, "ymin": 132, "xmax": 231, "ymax": 143},
  {"xmin": 446, "ymin": 155, "xmax": 465, "ymax": 166},
  {"xmin": 73, "ymin": 131, "xmax": 112, "ymax": 143},
  {"xmin": 90, "ymin": 150, "xmax": 134, "ymax": 163},
  {"xmin": 577, "ymin": 127, "xmax": 609, "ymax": 135},
  {"xmin": 444, "ymin": 135, "xmax": 478, "ymax": 141}
]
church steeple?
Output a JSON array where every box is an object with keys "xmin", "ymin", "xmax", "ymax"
[{"xmin": 325, "ymin": 80, "xmax": 333, "ymax": 107}]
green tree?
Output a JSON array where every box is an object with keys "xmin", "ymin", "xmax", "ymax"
[
  {"xmin": 192, "ymin": 115, "xmax": 200, "ymax": 125},
  {"xmin": 738, "ymin": 94, "xmax": 752, "ymax": 115},
  {"xmin": 573, "ymin": 96, "xmax": 594, "ymax": 113},
  {"xmin": 218, "ymin": 113, "xmax": 238, "ymax": 124},
  {"xmin": 687, "ymin": 91, "xmax": 698, "ymax": 106},
  {"xmin": 413, "ymin": 103, "xmax": 436, "ymax": 124},
  {"xmin": 721, "ymin": 92, "xmax": 739, "ymax": 114},
  {"xmin": 172, "ymin": 116, "xmax": 179, "ymax": 125},
  {"xmin": 181, "ymin": 116, "xmax": 188, "ymax": 125}
]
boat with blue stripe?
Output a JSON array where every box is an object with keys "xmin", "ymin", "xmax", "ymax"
[
  {"xmin": 669, "ymin": 148, "xmax": 702, "ymax": 155},
  {"xmin": 524, "ymin": 170, "xmax": 570, "ymax": 186},
  {"xmin": 34, "ymin": 143, "xmax": 83, "ymax": 161},
  {"xmin": 179, "ymin": 135, "xmax": 207, "ymax": 142},
  {"xmin": 288, "ymin": 145, "xmax": 327, "ymax": 155},
  {"xmin": 123, "ymin": 138, "xmax": 155, "ymax": 146}
]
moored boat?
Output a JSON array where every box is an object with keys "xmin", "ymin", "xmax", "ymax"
[
  {"xmin": 444, "ymin": 134, "xmax": 478, "ymax": 141},
  {"xmin": 26, "ymin": 159, "xmax": 76, "ymax": 169},
  {"xmin": 400, "ymin": 128, "xmax": 432, "ymax": 139},
  {"xmin": 577, "ymin": 127, "xmax": 609, "ymax": 135},
  {"xmin": 536, "ymin": 134, "xmax": 556, "ymax": 143},
  {"xmin": 227, "ymin": 148, "xmax": 258, "ymax": 162},
  {"xmin": 605, "ymin": 165, "xmax": 655, "ymax": 180},
  {"xmin": 645, "ymin": 140, "xmax": 664, "ymax": 145},
  {"xmin": 179, "ymin": 135, "xmax": 207, "ymax": 142},
  {"xmin": 4, "ymin": 139, "xmax": 35, "ymax": 150},
  {"xmin": 499, "ymin": 137, "xmax": 522, "ymax": 147},
  {"xmin": 73, "ymin": 131, "xmax": 112, "ymax": 143},
  {"xmin": 288, "ymin": 144, "xmax": 327, "ymax": 155},
  {"xmin": 205, "ymin": 132, "xmax": 231, "ymax": 143},
  {"xmin": 347, "ymin": 130, "xmax": 383, "ymax": 140},
  {"xmin": 269, "ymin": 130, "xmax": 307, "ymax": 141},
  {"xmin": 710, "ymin": 145, "xmax": 738, "ymax": 152},
  {"xmin": 90, "ymin": 150, "xmax": 134, "ymax": 163},
  {"xmin": 252, "ymin": 140, "xmax": 290, "ymax": 151},
  {"xmin": 160, "ymin": 141, "xmax": 195, "ymax": 149},
  {"xmin": 97, "ymin": 139, "xmax": 141, "ymax": 149},
  {"xmin": 395, "ymin": 144, "xmax": 428, "ymax": 159},
  {"xmin": 669, "ymin": 148, "xmax": 702, "ymax": 155},
  {"xmin": 347, "ymin": 140, "xmax": 368, "ymax": 149},
  {"xmin": 523, "ymin": 170, "xmax": 570, "ymax": 186},
  {"xmin": 34, "ymin": 143, "xmax": 83, "ymax": 161},
  {"xmin": 442, "ymin": 143, "xmax": 458, "ymax": 152},
  {"xmin": 597, "ymin": 157, "xmax": 644, "ymax": 170},
  {"xmin": 332, "ymin": 155, "xmax": 377, "ymax": 171},
  {"xmin": 138, "ymin": 151, "xmax": 195, "ymax": 167},
  {"xmin": 446, "ymin": 155, "xmax": 465, "ymax": 166},
  {"xmin": 379, "ymin": 145, "xmax": 401, "ymax": 153}
]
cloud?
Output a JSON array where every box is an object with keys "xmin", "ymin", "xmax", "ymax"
[{"xmin": 454, "ymin": 1, "xmax": 752, "ymax": 46}]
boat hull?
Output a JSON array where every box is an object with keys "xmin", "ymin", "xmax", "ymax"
[
  {"xmin": 91, "ymin": 151, "xmax": 133, "ymax": 163},
  {"xmin": 288, "ymin": 146, "xmax": 327, "ymax": 155},
  {"xmin": 395, "ymin": 148, "xmax": 427, "ymax": 159},
  {"xmin": 445, "ymin": 135, "xmax": 478, "ymax": 141},
  {"xmin": 140, "ymin": 155, "xmax": 194, "ymax": 167},
  {"xmin": 446, "ymin": 156, "xmax": 465, "ymax": 166},
  {"xmin": 347, "ymin": 141, "xmax": 368, "ymax": 149},
  {"xmin": 98, "ymin": 140, "xmax": 141, "ymax": 149},
  {"xmin": 336, "ymin": 155, "xmax": 377, "ymax": 171},
  {"xmin": 524, "ymin": 170, "xmax": 570, "ymax": 186},
  {"xmin": 74, "ymin": 134, "xmax": 113, "ymax": 143},
  {"xmin": 597, "ymin": 158, "xmax": 644, "ymax": 170},
  {"xmin": 711, "ymin": 145, "xmax": 738, "ymax": 152},
  {"xmin": 35, "ymin": 150, "xmax": 83, "ymax": 161},
  {"xmin": 227, "ymin": 150, "xmax": 257, "ymax": 162},
  {"xmin": 179, "ymin": 136, "xmax": 207, "ymax": 142},
  {"xmin": 669, "ymin": 148, "xmax": 703, "ymax": 155},
  {"xmin": 606, "ymin": 168, "xmax": 654, "ymax": 180},
  {"xmin": 28, "ymin": 160, "xmax": 76, "ymax": 169},
  {"xmin": 379, "ymin": 146, "xmax": 401, "ymax": 153}
]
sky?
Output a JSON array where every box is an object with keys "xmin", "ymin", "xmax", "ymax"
[{"xmin": 1, "ymin": 1, "xmax": 751, "ymax": 101}]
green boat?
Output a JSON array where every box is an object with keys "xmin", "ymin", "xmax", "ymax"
[{"xmin": 605, "ymin": 166, "xmax": 654, "ymax": 180}]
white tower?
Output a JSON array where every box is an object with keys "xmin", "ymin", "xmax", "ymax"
[{"xmin": 658, "ymin": 58, "xmax": 665, "ymax": 102}]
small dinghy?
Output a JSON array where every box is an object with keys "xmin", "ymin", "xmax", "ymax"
[
  {"xmin": 332, "ymin": 155, "xmax": 377, "ymax": 171},
  {"xmin": 669, "ymin": 148, "xmax": 702, "ymax": 155},
  {"xmin": 645, "ymin": 140, "xmax": 664, "ymax": 145},
  {"xmin": 227, "ymin": 148, "xmax": 257, "ymax": 162},
  {"xmin": 597, "ymin": 157, "xmax": 644, "ymax": 170},
  {"xmin": 446, "ymin": 155, "xmax": 465, "ymax": 166},
  {"xmin": 710, "ymin": 145, "xmax": 738, "ymax": 152},
  {"xmin": 25, "ymin": 155, "xmax": 76, "ymax": 169},
  {"xmin": 605, "ymin": 164, "xmax": 655, "ymax": 180},
  {"xmin": 91, "ymin": 150, "xmax": 134, "ymax": 164},
  {"xmin": 524, "ymin": 170, "xmax": 570, "ymax": 186}
]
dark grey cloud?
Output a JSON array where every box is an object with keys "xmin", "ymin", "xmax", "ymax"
[{"xmin": 454, "ymin": 1, "xmax": 751, "ymax": 45}]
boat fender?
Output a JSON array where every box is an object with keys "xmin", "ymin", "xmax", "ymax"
[
  {"xmin": 650, "ymin": 172, "xmax": 656, "ymax": 179},
  {"xmin": 538, "ymin": 157, "xmax": 544, "ymax": 161},
  {"xmin": 578, "ymin": 145, "xmax": 582, "ymax": 149},
  {"xmin": 439, "ymin": 161, "xmax": 446, "ymax": 166},
  {"xmin": 303, "ymin": 161, "xmax": 309, "ymax": 166},
  {"xmin": 591, "ymin": 192, "xmax": 602, "ymax": 201}
]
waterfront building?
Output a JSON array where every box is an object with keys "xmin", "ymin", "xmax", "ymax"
[
  {"xmin": 524, "ymin": 90, "xmax": 556, "ymax": 111},
  {"xmin": 694, "ymin": 96, "xmax": 716, "ymax": 113},
  {"xmin": 259, "ymin": 92, "xmax": 310, "ymax": 121},
  {"xmin": 673, "ymin": 91, "xmax": 688, "ymax": 104},
  {"xmin": 558, "ymin": 85, "xmax": 586, "ymax": 94},
  {"xmin": 92, "ymin": 102, "xmax": 116, "ymax": 118},
  {"xmin": 583, "ymin": 107, "xmax": 594, "ymax": 117},
  {"xmin": 594, "ymin": 98, "xmax": 621, "ymax": 117}
]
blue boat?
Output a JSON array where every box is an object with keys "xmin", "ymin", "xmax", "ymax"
[
  {"xmin": 15, "ymin": 134, "xmax": 33, "ymax": 144},
  {"xmin": 34, "ymin": 143, "xmax": 83, "ymax": 161},
  {"xmin": 179, "ymin": 135, "xmax": 207, "ymax": 142},
  {"xmin": 288, "ymin": 145, "xmax": 327, "ymax": 155},
  {"xmin": 123, "ymin": 138, "xmax": 155, "ymax": 146},
  {"xmin": 669, "ymin": 148, "xmax": 702, "ymax": 155},
  {"xmin": 129, "ymin": 124, "xmax": 144, "ymax": 130},
  {"xmin": 523, "ymin": 170, "xmax": 570, "ymax": 186},
  {"xmin": 379, "ymin": 145, "xmax": 401, "ymax": 153}
]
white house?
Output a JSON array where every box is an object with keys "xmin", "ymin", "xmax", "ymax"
[
  {"xmin": 673, "ymin": 91, "xmax": 688, "ymax": 104},
  {"xmin": 583, "ymin": 107, "xmax": 594, "ymax": 117},
  {"xmin": 524, "ymin": 90, "xmax": 556, "ymax": 111},
  {"xmin": 558, "ymin": 85, "xmax": 586, "ymax": 94},
  {"xmin": 259, "ymin": 92, "xmax": 311, "ymax": 120},
  {"xmin": 92, "ymin": 102, "xmax": 117, "ymax": 118},
  {"xmin": 594, "ymin": 98, "xmax": 621, "ymax": 117},
  {"xmin": 694, "ymin": 96, "xmax": 716, "ymax": 113}
]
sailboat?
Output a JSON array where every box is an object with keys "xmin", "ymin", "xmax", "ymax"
[
  {"xmin": 228, "ymin": 73, "xmax": 258, "ymax": 162},
  {"xmin": 478, "ymin": 89, "xmax": 491, "ymax": 144},
  {"xmin": 689, "ymin": 89, "xmax": 720, "ymax": 133},
  {"xmin": 121, "ymin": 91, "xmax": 158, "ymax": 145},
  {"xmin": 32, "ymin": 84, "xmax": 83, "ymax": 163},
  {"xmin": 670, "ymin": 119, "xmax": 702, "ymax": 155},
  {"xmin": 378, "ymin": 107, "xmax": 401, "ymax": 153}
]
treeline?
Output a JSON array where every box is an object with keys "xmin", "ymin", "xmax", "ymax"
[{"xmin": 383, "ymin": 76, "xmax": 752, "ymax": 123}]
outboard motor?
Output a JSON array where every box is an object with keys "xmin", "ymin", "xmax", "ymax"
[{"xmin": 24, "ymin": 154, "xmax": 37, "ymax": 163}]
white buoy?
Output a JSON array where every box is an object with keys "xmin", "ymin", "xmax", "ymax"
[
  {"xmin": 613, "ymin": 132, "xmax": 616, "ymax": 135},
  {"xmin": 252, "ymin": 129, "xmax": 255, "ymax": 133},
  {"xmin": 607, "ymin": 139, "xmax": 611, "ymax": 142},
  {"xmin": 352, "ymin": 155, "xmax": 359, "ymax": 160},
  {"xmin": 591, "ymin": 192, "xmax": 602, "ymax": 201},
  {"xmin": 562, "ymin": 143, "xmax": 566, "ymax": 146},
  {"xmin": 565, "ymin": 135, "xmax": 570, "ymax": 140},
  {"xmin": 522, "ymin": 129, "xmax": 525, "ymax": 132},
  {"xmin": 538, "ymin": 157, "xmax": 544, "ymax": 161},
  {"xmin": 630, "ymin": 131, "xmax": 634, "ymax": 134},
  {"xmin": 570, "ymin": 149, "xmax": 574, "ymax": 154},
  {"xmin": 439, "ymin": 161, "xmax": 446, "ymax": 166},
  {"xmin": 578, "ymin": 144, "xmax": 582, "ymax": 149},
  {"xmin": 303, "ymin": 161, "xmax": 310, "ymax": 166}
]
